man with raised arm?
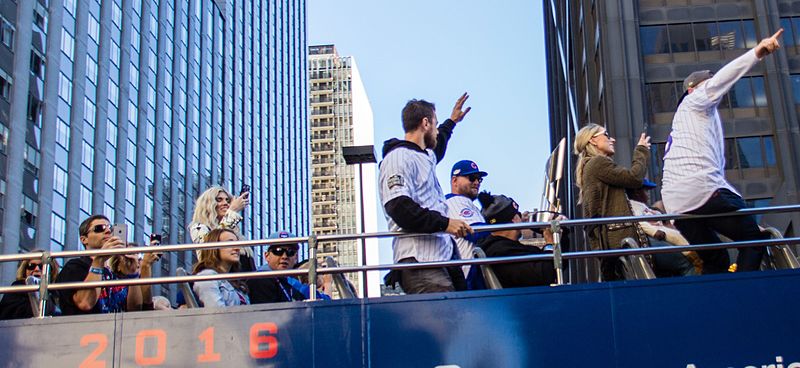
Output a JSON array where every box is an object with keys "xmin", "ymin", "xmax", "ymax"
[
  {"xmin": 661, "ymin": 29, "xmax": 784, "ymax": 274},
  {"xmin": 379, "ymin": 93, "xmax": 473, "ymax": 294}
]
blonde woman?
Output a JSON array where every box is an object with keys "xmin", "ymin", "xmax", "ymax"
[
  {"xmin": 574, "ymin": 123, "xmax": 651, "ymax": 281},
  {"xmin": 188, "ymin": 186, "xmax": 255, "ymax": 271},
  {"xmin": 192, "ymin": 229, "xmax": 249, "ymax": 307}
]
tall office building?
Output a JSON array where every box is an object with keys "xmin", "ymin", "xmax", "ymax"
[
  {"xmin": 308, "ymin": 44, "xmax": 379, "ymax": 297},
  {"xmin": 0, "ymin": 0, "xmax": 309, "ymax": 294},
  {"xmin": 544, "ymin": 1, "xmax": 800, "ymax": 280}
]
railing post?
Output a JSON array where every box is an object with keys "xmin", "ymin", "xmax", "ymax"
[
  {"xmin": 308, "ymin": 234, "xmax": 318, "ymax": 301},
  {"xmin": 37, "ymin": 251, "xmax": 51, "ymax": 318},
  {"xmin": 550, "ymin": 219, "xmax": 565, "ymax": 285}
]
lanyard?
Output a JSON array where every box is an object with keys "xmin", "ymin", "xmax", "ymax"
[{"xmin": 277, "ymin": 279, "xmax": 292, "ymax": 302}]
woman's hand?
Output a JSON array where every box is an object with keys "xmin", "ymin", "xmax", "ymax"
[
  {"xmin": 229, "ymin": 192, "xmax": 250, "ymax": 213},
  {"xmin": 637, "ymin": 133, "xmax": 651, "ymax": 149}
]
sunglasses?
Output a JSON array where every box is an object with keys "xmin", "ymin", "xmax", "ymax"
[
  {"xmin": 465, "ymin": 175, "xmax": 484, "ymax": 183},
  {"xmin": 26, "ymin": 263, "xmax": 42, "ymax": 271},
  {"xmin": 592, "ymin": 131, "xmax": 611, "ymax": 139},
  {"xmin": 269, "ymin": 247, "xmax": 297, "ymax": 257},
  {"xmin": 91, "ymin": 224, "xmax": 111, "ymax": 234},
  {"xmin": 215, "ymin": 196, "xmax": 232, "ymax": 203}
]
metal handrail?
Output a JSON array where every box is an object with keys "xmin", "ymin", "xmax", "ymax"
[
  {"xmin": 0, "ymin": 204, "xmax": 798, "ymax": 319},
  {"xmin": 2, "ymin": 236, "xmax": 796, "ymax": 295},
  {"xmin": 2, "ymin": 204, "xmax": 798, "ymax": 264}
]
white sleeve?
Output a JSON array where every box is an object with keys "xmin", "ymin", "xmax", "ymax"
[
  {"xmin": 689, "ymin": 49, "xmax": 760, "ymax": 108},
  {"xmin": 379, "ymin": 151, "xmax": 414, "ymax": 205}
]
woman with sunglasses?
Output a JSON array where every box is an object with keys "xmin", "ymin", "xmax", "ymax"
[
  {"xmin": 574, "ymin": 123, "xmax": 651, "ymax": 281},
  {"xmin": 192, "ymin": 229, "xmax": 250, "ymax": 307},
  {"xmin": 0, "ymin": 250, "xmax": 60, "ymax": 319},
  {"xmin": 189, "ymin": 186, "xmax": 255, "ymax": 271}
]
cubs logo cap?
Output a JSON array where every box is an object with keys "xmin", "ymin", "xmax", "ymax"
[{"xmin": 451, "ymin": 160, "xmax": 488, "ymax": 178}]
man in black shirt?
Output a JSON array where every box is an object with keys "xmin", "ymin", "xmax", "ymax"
[
  {"xmin": 248, "ymin": 231, "xmax": 304, "ymax": 304},
  {"xmin": 56, "ymin": 215, "xmax": 142, "ymax": 315},
  {"xmin": 477, "ymin": 192, "xmax": 556, "ymax": 288}
]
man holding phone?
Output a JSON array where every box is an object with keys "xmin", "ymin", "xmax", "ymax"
[{"xmin": 56, "ymin": 215, "xmax": 143, "ymax": 315}]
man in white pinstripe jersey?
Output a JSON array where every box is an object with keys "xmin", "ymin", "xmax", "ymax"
[
  {"xmin": 379, "ymin": 93, "xmax": 474, "ymax": 294},
  {"xmin": 661, "ymin": 29, "xmax": 784, "ymax": 274}
]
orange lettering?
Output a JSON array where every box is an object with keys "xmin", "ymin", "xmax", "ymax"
[
  {"xmin": 249, "ymin": 322, "xmax": 278, "ymax": 359},
  {"xmin": 197, "ymin": 327, "xmax": 221, "ymax": 363},
  {"xmin": 135, "ymin": 329, "xmax": 167, "ymax": 366},
  {"xmin": 79, "ymin": 334, "xmax": 108, "ymax": 368}
]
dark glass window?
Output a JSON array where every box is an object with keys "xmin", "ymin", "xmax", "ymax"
[
  {"xmin": 648, "ymin": 82, "xmax": 679, "ymax": 113},
  {"xmin": 693, "ymin": 22, "xmax": 718, "ymax": 52},
  {"xmin": 781, "ymin": 18, "xmax": 797, "ymax": 47},
  {"xmin": 724, "ymin": 138, "xmax": 738, "ymax": 170},
  {"xmin": 729, "ymin": 77, "xmax": 755, "ymax": 108},
  {"xmin": 763, "ymin": 136, "xmax": 776, "ymax": 167},
  {"xmin": 640, "ymin": 25, "xmax": 670, "ymax": 55},
  {"xmin": 737, "ymin": 137, "xmax": 763, "ymax": 168},
  {"xmin": 717, "ymin": 21, "xmax": 746, "ymax": 50},
  {"xmin": 669, "ymin": 24, "xmax": 695, "ymax": 53},
  {"xmin": 791, "ymin": 74, "xmax": 800, "ymax": 104}
]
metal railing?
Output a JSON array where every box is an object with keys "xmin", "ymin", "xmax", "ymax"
[{"xmin": 0, "ymin": 204, "xmax": 798, "ymax": 319}]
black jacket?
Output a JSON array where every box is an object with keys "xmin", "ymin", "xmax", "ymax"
[
  {"xmin": 479, "ymin": 235, "xmax": 556, "ymax": 288},
  {"xmin": 247, "ymin": 277, "xmax": 305, "ymax": 304},
  {"xmin": 0, "ymin": 280, "xmax": 33, "ymax": 320},
  {"xmin": 381, "ymin": 119, "xmax": 456, "ymax": 234}
]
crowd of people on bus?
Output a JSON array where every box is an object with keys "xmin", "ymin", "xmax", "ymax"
[{"xmin": 0, "ymin": 27, "xmax": 787, "ymax": 318}]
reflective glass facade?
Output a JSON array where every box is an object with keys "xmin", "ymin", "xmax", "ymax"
[
  {"xmin": 545, "ymin": 0, "xmax": 800, "ymax": 281},
  {"xmin": 0, "ymin": 0, "xmax": 309, "ymax": 291}
]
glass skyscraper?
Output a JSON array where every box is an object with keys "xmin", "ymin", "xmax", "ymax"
[{"xmin": 0, "ymin": 0, "xmax": 309, "ymax": 295}]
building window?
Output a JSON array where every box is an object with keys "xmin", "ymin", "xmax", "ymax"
[
  {"xmin": 53, "ymin": 165, "xmax": 68, "ymax": 195},
  {"xmin": 0, "ymin": 72, "xmax": 11, "ymax": 100},
  {"xmin": 84, "ymin": 97, "xmax": 96, "ymax": 127},
  {"xmin": 640, "ymin": 20, "xmax": 757, "ymax": 57},
  {"xmin": 30, "ymin": 50, "xmax": 45, "ymax": 78},
  {"xmin": 0, "ymin": 18, "xmax": 13, "ymax": 49},
  {"xmin": 82, "ymin": 140, "xmax": 94, "ymax": 170},
  {"xmin": 51, "ymin": 214, "xmax": 66, "ymax": 245},
  {"xmin": 88, "ymin": 15, "xmax": 100, "ymax": 42},
  {"xmin": 56, "ymin": 117, "xmax": 69, "ymax": 148},
  {"xmin": 80, "ymin": 185, "xmax": 92, "ymax": 213},
  {"xmin": 61, "ymin": 29, "xmax": 75, "ymax": 60},
  {"xmin": 86, "ymin": 57, "xmax": 97, "ymax": 85},
  {"xmin": 58, "ymin": 73, "xmax": 72, "ymax": 104}
]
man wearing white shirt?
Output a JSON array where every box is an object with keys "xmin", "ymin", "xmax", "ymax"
[
  {"xmin": 661, "ymin": 29, "xmax": 784, "ymax": 273},
  {"xmin": 445, "ymin": 160, "xmax": 489, "ymax": 279}
]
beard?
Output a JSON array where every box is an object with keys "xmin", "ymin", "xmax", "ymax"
[{"xmin": 424, "ymin": 130, "xmax": 437, "ymax": 149}]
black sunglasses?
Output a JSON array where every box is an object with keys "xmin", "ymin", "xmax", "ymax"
[
  {"xmin": 465, "ymin": 175, "xmax": 483, "ymax": 183},
  {"xmin": 269, "ymin": 247, "xmax": 297, "ymax": 257},
  {"xmin": 91, "ymin": 224, "xmax": 111, "ymax": 234},
  {"xmin": 26, "ymin": 263, "xmax": 42, "ymax": 271}
]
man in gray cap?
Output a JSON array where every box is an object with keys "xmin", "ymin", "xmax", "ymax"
[{"xmin": 661, "ymin": 28, "xmax": 784, "ymax": 274}]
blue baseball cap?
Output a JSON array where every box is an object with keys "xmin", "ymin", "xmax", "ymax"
[
  {"xmin": 268, "ymin": 231, "xmax": 300, "ymax": 248},
  {"xmin": 451, "ymin": 160, "xmax": 488, "ymax": 178},
  {"xmin": 642, "ymin": 179, "xmax": 657, "ymax": 189}
]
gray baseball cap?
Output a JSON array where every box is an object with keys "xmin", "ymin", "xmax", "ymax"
[{"xmin": 683, "ymin": 70, "xmax": 714, "ymax": 91}]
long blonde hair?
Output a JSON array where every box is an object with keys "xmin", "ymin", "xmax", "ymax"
[
  {"xmin": 192, "ymin": 186, "xmax": 229, "ymax": 228},
  {"xmin": 16, "ymin": 250, "xmax": 59, "ymax": 281},
  {"xmin": 574, "ymin": 123, "xmax": 607, "ymax": 204}
]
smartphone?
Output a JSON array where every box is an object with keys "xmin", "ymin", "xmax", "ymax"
[
  {"xmin": 149, "ymin": 233, "xmax": 163, "ymax": 259},
  {"xmin": 241, "ymin": 184, "xmax": 251, "ymax": 195},
  {"xmin": 112, "ymin": 224, "xmax": 128, "ymax": 242}
]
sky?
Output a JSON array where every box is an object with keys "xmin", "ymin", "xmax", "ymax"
[{"xmin": 308, "ymin": 0, "xmax": 552, "ymax": 265}]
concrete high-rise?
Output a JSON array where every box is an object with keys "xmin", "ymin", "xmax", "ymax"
[
  {"xmin": 544, "ymin": 1, "xmax": 800, "ymax": 281},
  {"xmin": 308, "ymin": 44, "xmax": 379, "ymax": 297},
  {"xmin": 0, "ymin": 0, "xmax": 309, "ymax": 294}
]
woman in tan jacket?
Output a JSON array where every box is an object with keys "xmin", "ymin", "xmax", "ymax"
[{"xmin": 574, "ymin": 123, "xmax": 651, "ymax": 281}]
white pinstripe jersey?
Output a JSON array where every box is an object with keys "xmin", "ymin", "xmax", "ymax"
[
  {"xmin": 379, "ymin": 146, "xmax": 452, "ymax": 263},
  {"xmin": 662, "ymin": 49, "xmax": 760, "ymax": 214},
  {"xmin": 446, "ymin": 194, "xmax": 484, "ymax": 277}
]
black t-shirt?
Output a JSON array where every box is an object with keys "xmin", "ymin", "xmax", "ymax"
[
  {"xmin": 56, "ymin": 257, "xmax": 129, "ymax": 315},
  {"xmin": 0, "ymin": 280, "xmax": 34, "ymax": 320},
  {"xmin": 479, "ymin": 235, "xmax": 556, "ymax": 288},
  {"xmin": 247, "ymin": 277, "xmax": 304, "ymax": 304}
]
